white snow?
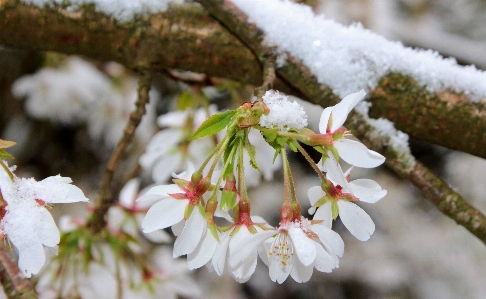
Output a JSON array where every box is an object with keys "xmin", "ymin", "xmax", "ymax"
[
  {"xmin": 21, "ymin": 0, "xmax": 183, "ymax": 23},
  {"xmin": 259, "ymin": 90, "xmax": 308, "ymax": 131},
  {"xmin": 232, "ymin": 0, "xmax": 486, "ymax": 103}
]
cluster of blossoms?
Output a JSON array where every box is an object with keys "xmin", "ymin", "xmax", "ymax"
[{"xmin": 137, "ymin": 89, "xmax": 387, "ymax": 283}]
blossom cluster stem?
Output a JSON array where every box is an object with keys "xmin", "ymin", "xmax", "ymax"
[
  {"xmin": 295, "ymin": 142, "xmax": 326, "ymax": 182},
  {"xmin": 254, "ymin": 57, "xmax": 276, "ymax": 100},
  {"xmin": 0, "ymin": 246, "xmax": 37, "ymax": 299},
  {"xmin": 87, "ymin": 71, "xmax": 153, "ymax": 234}
]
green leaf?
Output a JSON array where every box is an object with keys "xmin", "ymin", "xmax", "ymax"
[
  {"xmin": 0, "ymin": 149, "xmax": 13, "ymax": 159},
  {"xmin": 220, "ymin": 190, "xmax": 237, "ymax": 211},
  {"xmin": 0, "ymin": 139, "xmax": 16, "ymax": 149},
  {"xmin": 245, "ymin": 136, "xmax": 259, "ymax": 171},
  {"xmin": 331, "ymin": 201, "xmax": 339, "ymax": 220},
  {"xmin": 272, "ymin": 148, "xmax": 281, "ymax": 163},
  {"xmin": 190, "ymin": 110, "xmax": 236, "ymax": 140},
  {"xmin": 176, "ymin": 91, "xmax": 194, "ymax": 111}
]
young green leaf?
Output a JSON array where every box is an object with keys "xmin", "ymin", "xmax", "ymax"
[
  {"xmin": 190, "ymin": 110, "xmax": 236, "ymax": 140},
  {"xmin": 0, "ymin": 149, "xmax": 14, "ymax": 159}
]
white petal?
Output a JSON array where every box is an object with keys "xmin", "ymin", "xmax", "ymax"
[
  {"xmin": 37, "ymin": 208, "xmax": 60, "ymax": 247},
  {"xmin": 313, "ymin": 242, "xmax": 335, "ymax": 273},
  {"xmin": 349, "ymin": 179, "xmax": 387, "ymax": 203},
  {"xmin": 330, "ymin": 90, "xmax": 366, "ymax": 131},
  {"xmin": 338, "ymin": 201, "xmax": 375, "ymax": 241},
  {"xmin": 152, "ymin": 153, "xmax": 182, "ymax": 184},
  {"xmin": 288, "ymin": 227, "xmax": 316, "ymax": 266},
  {"xmin": 17, "ymin": 240, "xmax": 45, "ymax": 278},
  {"xmin": 187, "ymin": 229, "xmax": 219, "ymax": 270},
  {"xmin": 144, "ymin": 229, "xmax": 172, "ymax": 243},
  {"xmin": 230, "ymin": 229, "xmax": 276, "ymax": 268},
  {"xmin": 290, "ymin": 257, "xmax": 313, "ymax": 283},
  {"xmin": 119, "ymin": 178, "xmax": 140, "ymax": 207},
  {"xmin": 38, "ymin": 175, "xmax": 89, "ymax": 203},
  {"xmin": 334, "ymin": 139, "xmax": 385, "ymax": 168},
  {"xmin": 228, "ymin": 227, "xmax": 251, "ymax": 268},
  {"xmin": 173, "ymin": 210, "xmax": 206, "ymax": 257},
  {"xmin": 230, "ymin": 249, "xmax": 258, "ymax": 283},
  {"xmin": 325, "ymin": 153, "xmax": 351, "ymax": 191},
  {"xmin": 310, "ymin": 224, "xmax": 344, "ymax": 257},
  {"xmin": 141, "ymin": 198, "xmax": 187, "ymax": 233},
  {"xmin": 313, "ymin": 201, "xmax": 332, "ymax": 229},
  {"xmin": 136, "ymin": 184, "xmax": 181, "ymax": 202},
  {"xmin": 171, "ymin": 219, "xmax": 185, "ymax": 236},
  {"xmin": 319, "ymin": 107, "xmax": 332, "ymax": 133},
  {"xmin": 307, "ymin": 185, "xmax": 325, "ymax": 207},
  {"xmin": 268, "ymin": 249, "xmax": 293, "ymax": 284},
  {"xmin": 258, "ymin": 240, "xmax": 271, "ymax": 266},
  {"xmin": 212, "ymin": 231, "xmax": 231, "ymax": 276}
]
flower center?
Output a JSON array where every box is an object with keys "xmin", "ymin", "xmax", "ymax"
[{"xmin": 269, "ymin": 231, "xmax": 294, "ymax": 266}]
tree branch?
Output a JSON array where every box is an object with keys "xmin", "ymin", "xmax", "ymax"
[
  {"xmin": 0, "ymin": 247, "xmax": 37, "ymax": 299},
  {"xmin": 195, "ymin": 0, "xmax": 486, "ymax": 244},
  {"xmin": 87, "ymin": 71, "xmax": 152, "ymax": 234},
  {"xmin": 1, "ymin": 1, "xmax": 486, "ymax": 158}
]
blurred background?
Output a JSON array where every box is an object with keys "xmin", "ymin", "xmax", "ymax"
[{"xmin": 2, "ymin": 0, "xmax": 486, "ymax": 298}]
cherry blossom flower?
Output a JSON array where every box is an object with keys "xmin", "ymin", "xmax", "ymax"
[
  {"xmin": 0, "ymin": 162, "xmax": 89, "ymax": 277},
  {"xmin": 258, "ymin": 217, "xmax": 343, "ymax": 283},
  {"xmin": 318, "ymin": 90, "xmax": 385, "ymax": 168},
  {"xmin": 211, "ymin": 209, "xmax": 275, "ymax": 283},
  {"xmin": 308, "ymin": 156, "xmax": 387, "ymax": 241},
  {"xmin": 107, "ymin": 178, "xmax": 171, "ymax": 243}
]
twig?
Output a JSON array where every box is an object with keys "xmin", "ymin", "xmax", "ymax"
[
  {"xmin": 195, "ymin": 0, "xmax": 486, "ymax": 245},
  {"xmin": 254, "ymin": 57, "xmax": 276, "ymax": 100},
  {"xmin": 87, "ymin": 71, "xmax": 153, "ymax": 234},
  {"xmin": 0, "ymin": 247, "xmax": 37, "ymax": 299}
]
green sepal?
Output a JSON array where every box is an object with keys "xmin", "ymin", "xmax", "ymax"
[
  {"xmin": 331, "ymin": 147, "xmax": 340, "ymax": 162},
  {"xmin": 262, "ymin": 129, "xmax": 278, "ymax": 143},
  {"xmin": 190, "ymin": 110, "xmax": 236, "ymax": 140},
  {"xmin": 272, "ymin": 148, "xmax": 281, "ymax": 163},
  {"xmin": 176, "ymin": 91, "xmax": 194, "ymax": 111},
  {"xmin": 172, "ymin": 178, "xmax": 189, "ymax": 188},
  {"xmin": 209, "ymin": 223, "xmax": 220, "ymax": 242},
  {"xmin": 331, "ymin": 201, "xmax": 339, "ymax": 220},
  {"xmin": 287, "ymin": 140, "xmax": 298, "ymax": 152},
  {"xmin": 184, "ymin": 204, "xmax": 195, "ymax": 220},
  {"xmin": 244, "ymin": 136, "xmax": 259, "ymax": 171},
  {"xmin": 220, "ymin": 190, "xmax": 237, "ymax": 211},
  {"xmin": 0, "ymin": 149, "xmax": 14, "ymax": 159},
  {"xmin": 313, "ymin": 145, "xmax": 327, "ymax": 155}
]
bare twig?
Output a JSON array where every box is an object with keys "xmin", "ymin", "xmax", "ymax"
[
  {"xmin": 254, "ymin": 57, "xmax": 276, "ymax": 100},
  {"xmin": 195, "ymin": 0, "xmax": 486, "ymax": 244},
  {"xmin": 0, "ymin": 247, "xmax": 37, "ymax": 299},
  {"xmin": 87, "ymin": 71, "xmax": 153, "ymax": 234}
]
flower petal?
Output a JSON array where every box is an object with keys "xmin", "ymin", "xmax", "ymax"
[
  {"xmin": 119, "ymin": 178, "xmax": 140, "ymax": 207},
  {"xmin": 324, "ymin": 154, "xmax": 351, "ymax": 192},
  {"xmin": 349, "ymin": 179, "xmax": 387, "ymax": 203},
  {"xmin": 319, "ymin": 107, "xmax": 333, "ymax": 133},
  {"xmin": 187, "ymin": 229, "xmax": 219, "ymax": 270},
  {"xmin": 230, "ymin": 229, "xmax": 276, "ymax": 268},
  {"xmin": 310, "ymin": 224, "xmax": 344, "ymax": 257},
  {"xmin": 307, "ymin": 185, "xmax": 325, "ymax": 207},
  {"xmin": 330, "ymin": 90, "xmax": 366, "ymax": 131},
  {"xmin": 136, "ymin": 184, "xmax": 181, "ymax": 202},
  {"xmin": 290, "ymin": 257, "xmax": 313, "ymax": 283},
  {"xmin": 268, "ymin": 248, "xmax": 293, "ymax": 284},
  {"xmin": 334, "ymin": 139, "xmax": 385, "ymax": 168},
  {"xmin": 313, "ymin": 241, "xmax": 335, "ymax": 273},
  {"xmin": 288, "ymin": 227, "xmax": 316, "ymax": 266},
  {"xmin": 141, "ymin": 198, "xmax": 187, "ymax": 233},
  {"xmin": 173, "ymin": 210, "xmax": 206, "ymax": 257},
  {"xmin": 338, "ymin": 201, "xmax": 375, "ymax": 241},
  {"xmin": 230, "ymin": 249, "xmax": 258, "ymax": 283},
  {"xmin": 212, "ymin": 231, "xmax": 231, "ymax": 276},
  {"xmin": 152, "ymin": 153, "xmax": 182, "ymax": 184},
  {"xmin": 37, "ymin": 208, "xmax": 60, "ymax": 247},
  {"xmin": 38, "ymin": 175, "xmax": 89, "ymax": 203},
  {"xmin": 313, "ymin": 201, "xmax": 332, "ymax": 229}
]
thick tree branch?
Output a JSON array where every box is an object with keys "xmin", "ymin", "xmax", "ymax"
[
  {"xmin": 0, "ymin": 247, "xmax": 37, "ymax": 299},
  {"xmin": 1, "ymin": 1, "xmax": 486, "ymax": 158},
  {"xmin": 196, "ymin": 0, "xmax": 486, "ymax": 244},
  {"xmin": 87, "ymin": 71, "xmax": 152, "ymax": 234}
]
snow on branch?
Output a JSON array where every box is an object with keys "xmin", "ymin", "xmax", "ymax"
[{"xmin": 195, "ymin": 0, "xmax": 486, "ymax": 245}]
